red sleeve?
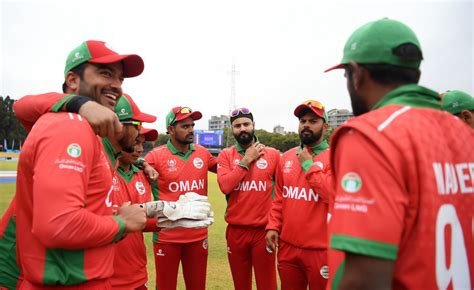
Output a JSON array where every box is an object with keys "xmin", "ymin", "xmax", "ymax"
[
  {"xmin": 217, "ymin": 150, "xmax": 248, "ymax": 194},
  {"xmin": 32, "ymin": 117, "xmax": 121, "ymax": 249},
  {"xmin": 207, "ymin": 150, "xmax": 218, "ymax": 173},
  {"xmin": 13, "ymin": 93, "xmax": 71, "ymax": 132},
  {"xmin": 304, "ymin": 160, "xmax": 333, "ymax": 204},
  {"xmin": 330, "ymin": 129, "xmax": 407, "ymax": 260},
  {"xmin": 143, "ymin": 218, "xmax": 160, "ymax": 232},
  {"xmin": 265, "ymin": 156, "xmax": 284, "ymax": 232},
  {"xmin": 144, "ymin": 150, "xmax": 157, "ymax": 167}
]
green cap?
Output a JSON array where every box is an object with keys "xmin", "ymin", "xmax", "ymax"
[
  {"xmin": 165, "ymin": 106, "xmax": 202, "ymax": 130},
  {"xmin": 441, "ymin": 90, "xmax": 474, "ymax": 115},
  {"xmin": 325, "ymin": 18, "xmax": 422, "ymax": 72},
  {"xmin": 114, "ymin": 94, "xmax": 156, "ymax": 122}
]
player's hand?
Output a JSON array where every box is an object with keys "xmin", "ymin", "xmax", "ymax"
[
  {"xmin": 143, "ymin": 163, "xmax": 158, "ymax": 182},
  {"xmin": 158, "ymin": 211, "xmax": 215, "ymax": 230},
  {"xmin": 78, "ymin": 101, "xmax": 123, "ymax": 139},
  {"xmin": 298, "ymin": 147, "xmax": 312, "ymax": 164},
  {"xmin": 117, "ymin": 202, "xmax": 146, "ymax": 233},
  {"xmin": 162, "ymin": 192, "xmax": 212, "ymax": 221},
  {"xmin": 241, "ymin": 142, "xmax": 265, "ymax": 167},
  {"xmin": 265, "ymin": 230, "xmax": 279, "ymax": 253}
]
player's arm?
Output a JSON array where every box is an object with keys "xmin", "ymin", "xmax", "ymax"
[
  {"xmin": 32, "ymin": 118, "xmax": 133, "ymax": 249},
  {"xmin": 330, "ymin": 128, "xmax": 406, "ymax": 289},
  {"xmin": 303, "ymin": 160, "xmax": 333, "ymax": 203},
  {"xmin": 217, "ymin": 150, "xmax": 248, "ymax": 194},
  {"xmin": 207, "ymin": 150, "xmax": 218, "ymax": 173},
  {"xmin": 265, "ymin": 158, "xmax": 285, "ymax": 251}
]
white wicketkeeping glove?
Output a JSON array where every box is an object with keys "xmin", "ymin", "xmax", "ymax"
[
  {"xmin": 158, "ymin": 211, "xmax": 215, "ymax": 230},
  {"xmin": 162, "ymin": 192, "xmax": 211, "ymax": 221}
]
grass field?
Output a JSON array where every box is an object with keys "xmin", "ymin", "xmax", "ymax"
[{"xmin": 0, "ymin": 162, "xmax": 246, "ymax": 289}]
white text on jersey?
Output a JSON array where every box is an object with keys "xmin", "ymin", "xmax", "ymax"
[
  {"xmin": 432, "ymin": 162, "xmax": 474, "ymax": 194},
  {"xmin": 234, "ymin": 180, "xmax": 267, "ymax": 192},
  {"xmin": 169, "ymin": 179, "xmax": 205, "ymax": 193},
  {"xmin": 282, "ymin": 186, "xmax": 319, "ymax": 202}
]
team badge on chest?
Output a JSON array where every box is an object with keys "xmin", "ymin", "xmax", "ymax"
[
  {"xmin": 283, "ymin": 160, "xmax": 293, "ymax": 173},
  {"xmin": 135, "ymin": 181, "xmax": 146, "ymax": 195},
  {"xmin": 256, "ymin": 158, "xmax": 268, "ymax": 169},
  {"xmin": 167, "ymin": 159, "xmax": 177, "ymax": 172},
  {"xmin": 193, "ymin": 157, "xmax": 204, "ymax": 169}
]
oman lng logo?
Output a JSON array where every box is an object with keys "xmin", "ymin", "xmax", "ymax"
[
  {"xmin": 256, "ymin": 158, "xmax": 268, "ymax": 169},
  {"xmin": 341, "ymin": 172, "xmax": 362, "ymax": 193},
  {"xmin": 193, "ymin": 157, "xmax": 204, "ymax": 169},
  {"xmin": 135, "ymin": 181, "xmax": 146, "ymax": 195},
  {"xmin": 67, "ymin": 143, "xmax": 81, "ymax": 158}
]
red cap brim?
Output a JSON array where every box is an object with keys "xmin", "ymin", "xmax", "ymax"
[
  {"xmin": 133, "ymin": 111, "xmax": 157, "ymax": 123},
  {"xmin": 176, "ymin": 111, "xmax": 203, "ymax": 123},
  {"xmin": 89, "ymin": 54, "xmax": 144, "ymax": 78},
  {"xmin": 141, "ymin": 127, "xmax": 158, "ymax": 141},
  {"xmin": 324, "ymin": 63, "xmax": 344, "ymax": 73}
]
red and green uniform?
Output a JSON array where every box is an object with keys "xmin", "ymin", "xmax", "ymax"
[
  {"xmin": 110, "ymin": 165, "xmax": 157, "ymax": 289},
  {"xmin": 0, "ymin": 197, "xmax": 21, "ymax": 290},
  {"xmin": 329, "ymin": 84, "xmax": 474, "ymax": 290},
  {"xmin": 15, "ymin": 112, "xmax": 125, "ymax": 288},
  {"xmin": 217, "ymin": 142, "xmax": 280, "ymax": 290},
  {"xmin": 266, "ymin": 141, "xmax": 331, "ymax": 290},
  {"xmin": 144, "ymin": 141, "xmax": 217, "ymax": 290}
]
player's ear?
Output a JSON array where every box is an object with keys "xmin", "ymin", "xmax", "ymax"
[
  {"xmin": 65, "ymin": 71, "xmax": 80, "ymax": 92},
  {"xmin": 348, "ymin": 61, "xmax": 364, "ymax": 91}
]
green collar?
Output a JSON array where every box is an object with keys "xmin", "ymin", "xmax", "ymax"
[
  {"xmin": 166, "ymin": 139, "xmax": 195, "ymax": 160},
  {"xmin": 101, "ymin": 138, "xmax": 119, "ymax": 168},
  {"xmin": 297, "ymin": 139, "xmax": 329, "ymax": 156},
  {"xmin": 116, "ymin": 164, "xmax": 140, "ymax": 182},
  {"xmin": 372, "ymin": 84, "xmax": 440, "ymax": 111},
  {"xmin": 235, "ymin": 136, "xmax": 259, "ymax": 154}
]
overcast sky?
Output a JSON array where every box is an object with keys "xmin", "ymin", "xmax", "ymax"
[{"xmin": 1, "ymin": 0, "xmax": 472, "ymax": 133}]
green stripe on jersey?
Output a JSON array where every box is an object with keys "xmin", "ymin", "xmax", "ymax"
[
  {"xmin": 0, "ymin": 217, "xmax": 21, "ymax": 290},
  {"xmin": 43, "ymin": 249, "xmax": 87, "ymax": 285},
  {"xmin": 331, "ymin": 260, "xmax": 345, "ymax": 290},
  {"xmin": 330, "ymin": 234, "xmax": 398, "ymax": 260},
  {"xmin": 51, "ymin": 94, "xmax": 75, "ymax": 112}
]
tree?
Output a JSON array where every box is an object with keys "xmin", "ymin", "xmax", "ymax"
[{"xmin": 0, "ymin": 96, "xmax": 28, "ymax": 150}]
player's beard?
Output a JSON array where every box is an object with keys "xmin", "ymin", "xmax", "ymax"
[
  {"xmin": 299, "ymin": 127, "xmax": 323, "ymax": 145},
  {"xmin": 176, "ymin": 132, "xmax": 194, "ymax": 145},
  {"xmin": 347, "ymin": 74, "xmax": 369, "ymax": 116},
  {"xmin": 234, "ymin": 130, "xmax": 254, "ymax": 146},
  {"xmin": 119, "ymin": 125, "xmax": 138, "ymax": 153}
]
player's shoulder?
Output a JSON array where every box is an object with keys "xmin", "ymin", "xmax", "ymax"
[
  {"xmin": 263, "ymin": 146, "xmax": 281, "ymax": 157},
  {"xmin": 282, "ymin": 146, "xmax": 298, "ymax": 158},
  {"xmin": 35, "ymin": 112, "xmax": 94, "ymax": 134}
]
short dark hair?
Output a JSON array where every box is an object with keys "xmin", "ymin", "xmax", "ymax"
[
  {"xmin": 346, "ymin": 43, "xmax": 423, "ymax": 86},
  {"xmin": 62, "ymin": 62, "xmax": 88, "ymax": 93}
]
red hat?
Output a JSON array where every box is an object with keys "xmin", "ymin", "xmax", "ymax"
[
  {"xmin": 64, "ymin": 40, "xmax": 144, "ymax": 78},
  {"xmin": 165, "ymin": 106, "xmax": 202, "ymax": 128},
  {"xmin": 115, "ymin": 94, "xmax": 157, "ymax": 123},
  {"xmin": 293, "ymin": 100, "xmax": 327, "ymax": 122},
  {"xmin": 140, "ymin": 127, "xmax": 159, "ymax": 141}
]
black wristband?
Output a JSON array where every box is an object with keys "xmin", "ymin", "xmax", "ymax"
[
  {"xmin": 135, "ymin": 158, "xmax": 146, "ymax": 169},
  {"xmin": 65, "ymin": 95, "xmax": 92, "ymax": 113}
]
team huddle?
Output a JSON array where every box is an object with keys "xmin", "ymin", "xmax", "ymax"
[{"xmin": 0, "ymin": 18, "xmax": 473, "ymax": 290}]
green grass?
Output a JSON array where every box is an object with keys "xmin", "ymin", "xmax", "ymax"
[{"xmin": 0, "ymin": 163, "xmax": 237, "ymax": 289}]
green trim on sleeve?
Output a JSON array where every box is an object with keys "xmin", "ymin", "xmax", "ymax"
[
  {"xmin": 300, "ymin": 159, "xmax": 313, "ymax": 173},
  {"xmin": 330, "ymin": 234, "xmax": 398, "ymax": 260},
  {"xmin": 112, "ymin": 216, "xmax": 126, "ymax": 243},
  {"xmin": 238, "ymin": 160, "xmax": 249, "ymax": 170},
  {"xmin": 51, "ymin": 94, "xmax": 75, "ymax": 112}
]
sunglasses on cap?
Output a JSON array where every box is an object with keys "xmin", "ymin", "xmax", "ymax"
[
  {"xmin": 169, "ymin": 106, "xmax": 193, "ymax": 126},
  {"xmin": 230, "ymin": 107, "xmax": 251, "ymax": 117},
  {"xmin": 121, "ymin": 120, "xmax": 143, "ymax": 130},
  {"xmin": 302, "ymin": 100, "xmax": 324, "ymax": 110}
]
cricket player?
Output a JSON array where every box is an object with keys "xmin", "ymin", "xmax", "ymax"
[
  {"xmin": 441, "ymin": 90, "xmax": 474, "ymax": 128},
  {"xmin": 144, "ymin": 106, "xmax": 218, "ymax": 290},
  {"xmin": 217, "ymin": 108, "xmax": 279, "ymax": 290},
  {"xmin": 325, "ymin": 18, "xmax": 474, "ymax": 289},
  {"xmin": 0, "ymin": 197, "xmax": 20, "ymax": 290},
  {"xmin": 265, "ymin": 100, "xmax": 331, "ymax": 290}
]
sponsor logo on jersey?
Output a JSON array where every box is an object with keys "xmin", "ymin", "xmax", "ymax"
[
  {"xmin": 193, "ymin": 157, "xmax": 204, "ymax": 169},
  {"xmin": 112, "ymin": 176, "xmax": 120, "ymax": 192},
  {"xmin": 55, "ymin": 158, "xmax": 85, "ymax": 173},
  {"xmin": 169, "ymin": 179, "xmax": 205, "ymax": 193},
  {"xmin": 256, "ymin": 158, "xmax": 268, "ymax": 169},
  {"xmin": 135, "ymin": 181, "xmax": 146, "ymax": 195},
  {"xmin": 203, "ymin": 239, "xmax": 208, "ymax": 250},
  {"xmin": 320, "ymin": 265, "xmax": 329, "ymax": 279},
  {"xmin": 234, "ymin": 159, "xmax": 240, "ymax": 166},
  {"xmin": 282, "ymin": 186, "xmax": 319, "ymax": 202},
  {"xmin": 167, "ymin": 159, "xmax": 177, "ymax": 172},
  {"xmin": 227, "ymin": 246, "xmax": 232, "ymax": 254},
  {"xmin": 234, "ymin": 180, "xmax": 267, "ymax": 192},
  {"xmin": 283, "ymin": 160, "xmax": 293, "ymax": 173},
  {"xmin": 67, "ymin": 143, "xmax": 82, "ymax": 158},
  {"xmin": 156, "ymin": 249, "xmax": 165, "ymax": 256},
  {"xmin": 105, "ymin": 185, "xmax": 113, "ymax": 208},
  {"xmin": 433, "ymin": 162, "xmax": 474, "ymax": 195},
  {"xmin": 341, "ymin": 172, "xmax": 362, "ymax": 193},
  {"xmin": 313, "ymin": 161, "xmax": 324, "ymax": 169}
]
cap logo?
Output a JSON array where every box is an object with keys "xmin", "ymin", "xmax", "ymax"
[
  {"xmin": 341, "ymin": 172, "xmax": 362, "ymax": 193},
  {"xmin": 351, "ymin": 42, "xmax": 357, "ymax": 50},
  {"xmin": 71, "ymin": 52, "xmax": 84, "ymax": 63},
  {"xmin": 67, "ymin": 143, "xmax": 82, "ymax": 158},
  {"xmin": 452, "ymin": 101, "xmax": 459, "ymax": 108}
]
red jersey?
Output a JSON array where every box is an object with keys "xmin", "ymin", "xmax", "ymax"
[
  {"xmin": 266, "ymin": 142, "xmax": 331, "ymax": 249},
  {"xmin": 0, "ymin": 197, "xmax": 21, "ymax": 289},
  {"xmin": 329, "ymin": 85, "xmax": 474, "ymax": 290},
  {"xmin": 144, "ymin": 141, "xmax": 217, "ymax": 243},
  {"xmin": 217, "ymin": 143, "xmax": 280, "ymax": 227},
  {"xmin": 15, "ymin": 112, "xmax": 124, "ymax": 286},
  {"xmin": 109, "ymin": 165, "xmax": 156, "ymax": 289}
]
